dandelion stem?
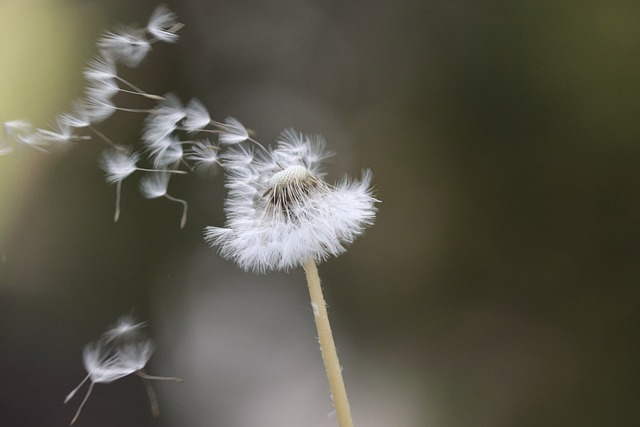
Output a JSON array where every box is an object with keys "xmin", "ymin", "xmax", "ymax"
[{"xmin": 303, "ymin": 258, "xmax": 354, "ymax": 427}]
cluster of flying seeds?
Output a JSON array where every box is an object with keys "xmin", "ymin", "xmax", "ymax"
[
  {"xmin": 1, "ymin": 5, "xmax": 252, "ymax": 227},
  {"xmin": 1, "ymin": 6, "xmax": 377, "ymax": 247},
  {"xmin": 64, "ymin": 315, "xmax": 182, "ymax": 425}
]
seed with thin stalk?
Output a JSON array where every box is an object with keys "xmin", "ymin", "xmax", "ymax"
[
  {"xmin": 65, "ymin": 316, "xmax": 181, "ymax": 425},
  {"xmin": 99, "ymin": 149, "xmax": 186, "ymax": 222},
  {"xmin": 140, "ymin": 172, "xmax": 189, "ymax": 228}
]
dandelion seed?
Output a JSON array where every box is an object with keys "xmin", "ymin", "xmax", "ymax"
[
  {"xmin": 3, "ymin": 120, "xmax": 33, "ymax": 143},
  {"xmin": 37, "ymin": 119, "xmax": 89, "ymax": 148},
  {"xmin": 84, "ymin": 96, "xmax": 117, "ymax": 123},
  {"xmin": 102, "ymin": 315, "xmax": 146, "ymax": 342},
  {"xmin": 116, "ymin": 339, "xmax": 155, "ymax": 372},
  {"xmin": 85, "ymin": 77, "xmax": 120, "ymax": 101},
  {"xmin": 142, "ymin": 93, "xmax": 185, "ymax": 145},
  {"xmin": 140, "ymin": 172, "xmax": 189, "ymax": 228},
  {"xmin": 99, "ymin": 149, "xmax": 185, "ymax": 221},
  {"xmin": 146, "ymin": 5, "xmax": 181, "ymax": 43},
  {"xmin": 3, "ymin": 120, "xmax": 52, "ymax": 152},
  {"xmin": 100, "ymin": 149, "xmax": 139, "ymax": 222},
  {"xmin": 204, "ymin": 129, "xmax": 378, "ymax": 272},
  {"xmin": 218, "ymin": 116, "xmax": 249, "ymax": 145},
  {"xmin": 140, "ymin": 171, "xmax": 171, "ymax": 198},
  {"xmin": 186, "ymin": 139, "xmax": 219, "ymax": 173},
  {"xmin": 100, "ymin": 149, "xmax": 140, "ymax": 183},
  {"xmin": 183, "ymin": 98, "xmax": 211, "ymax": 132},
  {"xmin": 59, "ymin": 100, "xmax": 92, "ymax": 128},
  {"xmin": 151, "ymin": 136, "xmax": 184, "ymax": 169},
  {"xmin": 98, "ymin": 27, "xmax": 151, "ymax": 68},
  {"xmin": 84, "ymin": 56, "xmax": 118, "ymax": 81},
  {"xmin": 65, "ymin": 316, "xmax": 181, "ymax": 425}
]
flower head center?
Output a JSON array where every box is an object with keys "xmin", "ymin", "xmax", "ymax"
[{"xmin": 269, "ymin": 165, "xmax": 311, "ymax": 189}]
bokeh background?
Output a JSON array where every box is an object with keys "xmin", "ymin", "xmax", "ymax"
[{"xmin": 1, "ymin": 0, "xmax": 640, "ymax": 426}]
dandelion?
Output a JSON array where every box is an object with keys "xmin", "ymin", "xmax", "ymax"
[
  {"xmin": 140, "ymin": 172, "xmax": 189, "ymax": 228},
  {"xmin": 99, "ymin": 149, "xmax": 185, "ymax": 222},
  {"xmin": 37, "ymin": 118, "xmax": 89, "ymax": 147},
  {"xmin": 205, "ymin": 129, "xmax": 377, "ymax": 272},
  {"xmin": 98, "ymin": 27, "xmax": 151, "ymax": 68},
  {"xmin": 84, "ymin": 96, "xmax": 117, "ymax": 123},
  {"xmin": 102, "ymin": 315, "xmax": 146, "ymax": 342},
  {"xmin": 146, "ymin": 4, "xmax": 181, "ymax": 43},
  {"xmin": 183, "ymin": 98, "xmax": 211, "ymax": 132},
  {"xmin": 217, "ymin": 116, "xmax": 249, "ymax": 145},
  {"xmin": 142, "ymin": 93, "xmax": 185, "ymax": 146},
  {"xmin": 65, "ymin": 316, "xmax": 181, "ymax": 425},
  {"xmin": 84, "ymin": 56, "xmax": 118, "ymax": 81},
  {"xmin": 59, "ymin": 100, "xmax": 92, "ymax": 129},
  {"xmin": 149, "ymin": 136, "xmax": 184, "ymax": 168},
  {"xmin": 186, "ymin": 139, "xmax": 219, "ymax": 173},
  {"xmin": 2, "ymin": 120, "xmax": 40, "ymax": 152},
  {"xmin": 204, "ymin": 128, "xmax": 377, "ymax": 427}
]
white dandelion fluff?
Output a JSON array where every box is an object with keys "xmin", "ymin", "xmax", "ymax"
[
  {"xmin": 65, "ymin": 316, "xmax": 181, "ymax": 425},
  {"xmin": 146, "ymin": 4, "xmax": 181, "ymax": 43},
  {"xmin": 99, "ymin": 149, "xmax": 140, "ymax": 223},
  {"xmin": 102, "ymin": 315, "xmax": 146, "ymax": 342},
  {"xmin": 183, "ymin": 98, "xmax": 211, "ymax": 132},
  {"xmin": 218, "ymin": 116, "xmax": 249, "ymax": 145},
  {"xmin": 98, "ymin": 27, "xmax": 151, "ymax": 68},
  {"xmin": 84, "ymin": 56, "xmax": 118, "ymax": 81},
  {"xmin": 142, "ymin": 93, "xmax": 185, "ymax": 146},
  {"xmin": 139, "ymin": 171, "xmax": 171, "ymax": 199},
  {"xmin": 140, "ymin": 172, "xmax": 189, "ymax": 228},
  {"xmin": 186, "ymin": 139, "xmax": 219, "ymax": 173},
  {"xmin": 59, "ymin": 100, "xmax": 92, "ymax": 129},
  {"xmin": 204, "ymin": 129, "xmax": 378, "ymax": 272},
  {"xmin": 99, "ymin": 149, "xmax": 140, "ymax": 183}
]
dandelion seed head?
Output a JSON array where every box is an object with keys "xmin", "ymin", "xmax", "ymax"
[
  {"xmin": 205, "ymin": 129, "xmax": 378, "ymax": 272},
  {"xmin": 269, "ymin": 165, "xmax": 310, "ymax": 188}
]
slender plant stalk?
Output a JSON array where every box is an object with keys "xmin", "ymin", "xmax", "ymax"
[{"xmin": 303, "ymin": 258, "xmax": 354, "ymax": 427}]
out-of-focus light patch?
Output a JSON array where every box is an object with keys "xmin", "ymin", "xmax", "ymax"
[
  {"xmin": 156, "ymin": 258, "xmax": 427, "ymax": 427},
  {"xmin": 0, "ymin": 0, "xmax": 90, "ymax": 249}
]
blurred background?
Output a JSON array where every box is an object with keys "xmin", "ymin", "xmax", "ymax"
[{"xmin": 1, "ymin": 0, "xmax": 640, "ymax": 426}]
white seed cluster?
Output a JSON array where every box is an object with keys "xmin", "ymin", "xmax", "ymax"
[
  {"xmin": 204, "ymin": 129, "xmax": 378, "ymax": 272},
  {"xmin": 269, "ymin": 165, "xmax": 310, "ymax": 188}
]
